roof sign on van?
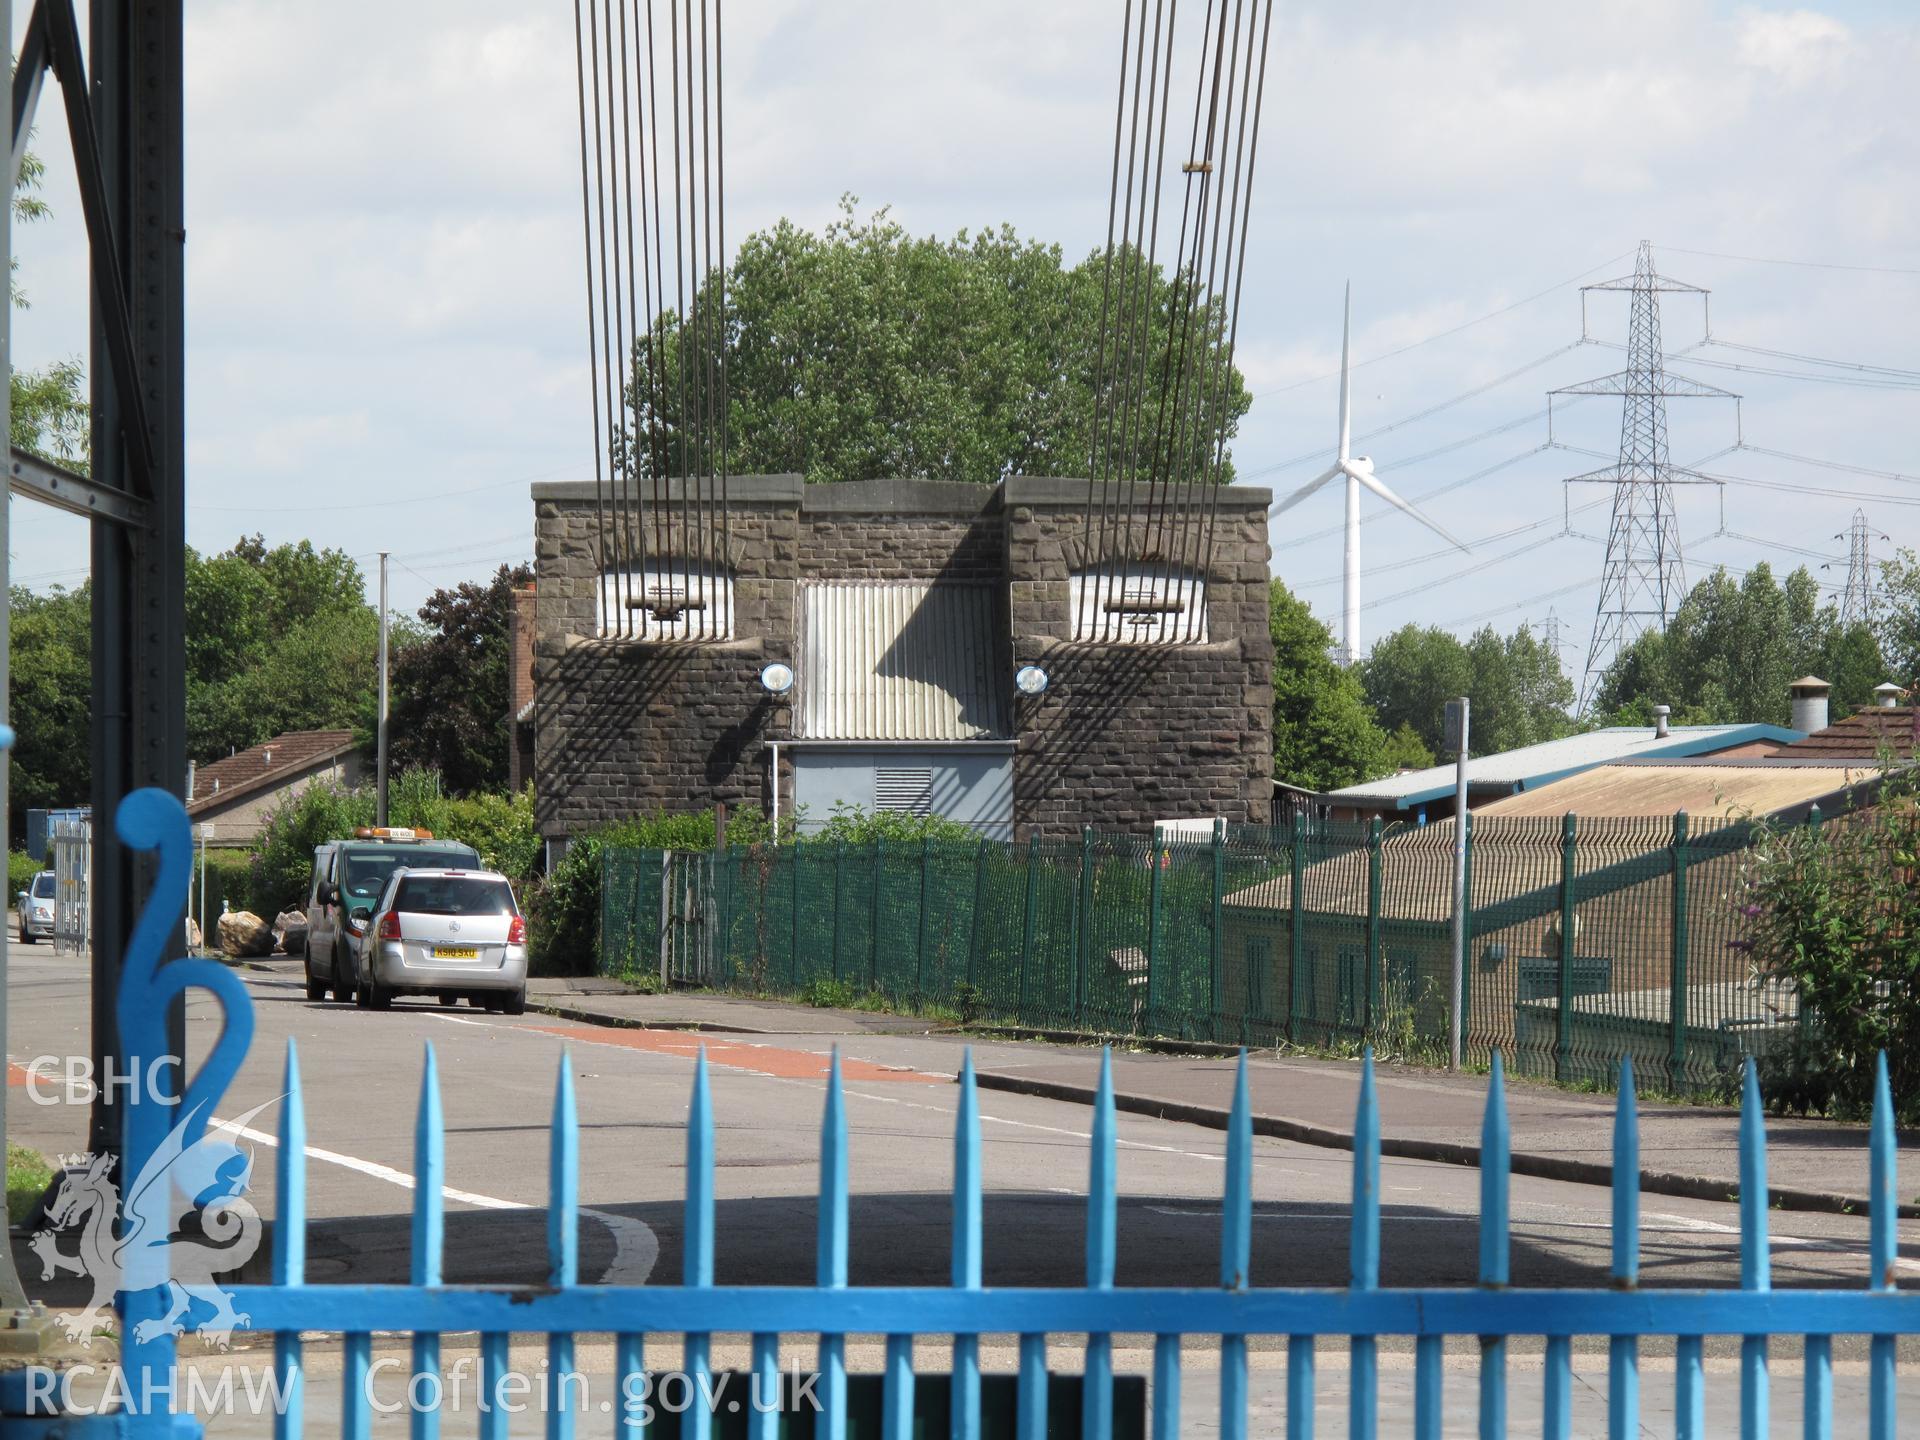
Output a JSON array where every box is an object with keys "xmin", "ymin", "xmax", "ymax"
[{"xmin": 352, "ymin": 826, "xmax": 436, "ymax": 841}]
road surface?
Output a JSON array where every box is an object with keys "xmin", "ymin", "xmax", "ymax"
[{"xmin": 9, "ymin": 948, "xmax": 1919, "ymax": 1435}]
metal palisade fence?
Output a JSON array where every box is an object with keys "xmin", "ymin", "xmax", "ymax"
[
  {"xmin": 72, "ymin": 789, "xmax": 1918, "ymax": 1439},
  {"xmin": 605, "ymin": 811, "xmax": 1810, "ymax": 1098}
]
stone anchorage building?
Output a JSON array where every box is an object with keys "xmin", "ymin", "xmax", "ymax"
[{"xmin": 530, "ymin": 475, "xmax": 1275, "ymax": 848}]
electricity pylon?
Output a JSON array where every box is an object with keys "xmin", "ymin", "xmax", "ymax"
[
  {"xmin": 1554, "ymin": 242, "xmax": 1736, "ymax": 713},
  {"xmin": 1834, "ymin": 508, "xmax": 1887, "ymax": 629}
]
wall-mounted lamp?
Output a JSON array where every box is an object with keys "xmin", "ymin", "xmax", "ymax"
[
  {"xmin": 1014, "ymin": 664, "xmax": 1050, "ymax": 697},
  {"xmin": 759, "ymin": 661, "xmax": 795, "ymax": 695}
]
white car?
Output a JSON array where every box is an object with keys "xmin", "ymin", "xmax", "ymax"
[
  {"xmin": 16, "ymin": 870, "xmax": 55, "ymax": 944},
  {"xmin": 354, "ymin": 868, "xmax": 528, "ymax": 1013}
]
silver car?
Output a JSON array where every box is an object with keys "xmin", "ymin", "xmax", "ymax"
[
  {"xmin": 354, "ymin": 868, "xmax": 529, "ymax": 1013},
  {"xmin": 16, "ymin": 870, "xmax": 56, "ymax": 943}
]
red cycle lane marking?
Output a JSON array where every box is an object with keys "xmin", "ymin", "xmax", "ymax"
[{"xmin": 529, "ymin": 1025, "xmax": 946, "ymax": 1084}]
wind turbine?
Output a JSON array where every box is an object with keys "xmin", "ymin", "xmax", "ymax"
[{"xmin": 1270, "ymin": 284, "xmax": 1469, "ymax": 666}]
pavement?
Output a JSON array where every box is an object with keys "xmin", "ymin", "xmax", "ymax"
[
  {"xmin": 386, "ymin": 963, "xmax": 1907, "ymax": 1220},
  {"xmin": 522, "ymin": 972, "xmax": 946, "ymax": 1036}
]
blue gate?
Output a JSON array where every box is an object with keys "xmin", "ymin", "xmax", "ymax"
[{"xmin": 68, "ymin": 792, "xmax": 1920, "ymax": 1436}]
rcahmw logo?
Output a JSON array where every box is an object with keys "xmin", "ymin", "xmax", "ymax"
[{"xmin": 28, "ymin": 1097, "xmax": 275, "ymax": 1346}]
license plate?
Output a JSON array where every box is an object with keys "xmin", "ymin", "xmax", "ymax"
[{"xmin": 433, "ymin": 946, "xmax": 478, "ymax": 960}]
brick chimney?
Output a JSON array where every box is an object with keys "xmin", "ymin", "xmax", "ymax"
[{"xmin": 506, "ymin": 583, "xmax": 537, "ymax": 790}]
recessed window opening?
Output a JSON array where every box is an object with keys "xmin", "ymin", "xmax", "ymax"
[
  {"xmin": 1069, "ymin": 564, "xmax": 1208, "ymax": 644},
  {"xmin": 600, "ymin": 562, "xmax": 734, "ymax": 640}
]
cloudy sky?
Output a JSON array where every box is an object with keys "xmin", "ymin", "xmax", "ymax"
[{"xmin": 10, "ymin": 0, "xmax": 1918, "ymax": 687}]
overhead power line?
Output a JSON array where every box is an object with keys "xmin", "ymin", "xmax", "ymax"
[
  {"xmin": 1734, "ymin": 444, "xmax": 1920, "ymax": 488},
  {"xmin": 1658, "ymin": 352, "xmax": 1919, "ymax": 391},
  {"xmin": 1706, "ymin": 338, "xmax": 1920, "ymax": 382},
  {"xmin": 1271, "ymin": 439, "xmax": 1554, "ymax": 553},
  {"xmin": 1290, "ymin": 496, "xmax": 1607, "ymax": 590},
  {"xmin": 1657, "ymin": 244, "xmax": 1920, "ymax": 278},
  {"xmin": 1440, "ymin": 573, "xmax": 1602, "ymax": 629},
  {"xmin": 1706, "ymin": 470, "xmax": 1920, "ymax": 508},
  {"xmin": 1718, "ymin": 530, "xmax": 1842, "ymax": 566},
  {"xmin": 1250, "ymin": 252, "xmax": 1632, "ymax": 399},
  {"xmin": 1246, "ymin": 343, "xmax": 1590, "ymax": 480}
]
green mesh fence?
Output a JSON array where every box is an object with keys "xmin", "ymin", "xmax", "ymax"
[{"xmin": 599, "ymin": 812, "xmax": 1798, "ymax": 1098}]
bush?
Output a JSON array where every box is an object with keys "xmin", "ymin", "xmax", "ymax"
[
  {"xmin": 440, "ymin": 790, "xmax": 541, "ymax": 887},
  {"xmin": 526, "ymin": 828, "xmax": 611, "ymax": 976},
  {"xmin": 801, "ymin": 802, "xmax": 979, "ymax": 846},
  {"xmin": 525, "ymin": 805, "xmax": 778, "ymax": 975},
  {"xmin": 196, "ymin": 849, "xmax": 259, "ymax": 927},
  {"xmin": 247, "ymin": 782, "xmax": 373, "ymax": 916},
  {"xmin": 246, "ymin": 770, "xmax": 542, "ymax": 916},
  {"xmin": 801, "ymin": 977, "xmax": 858, "ymax": 1009},
  {"xmin": 9, "ymin": 850, "xmax": 44, "ymax": 903},
  {"xmin": 1737, "ymin": 779, "xmax": 1920, "ymax": 1121}
]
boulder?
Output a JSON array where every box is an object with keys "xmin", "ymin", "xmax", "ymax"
[
  {"xmin": 274, "ymin": 909, "xmax": 308, "ymax": 955},
  {"xmin": 217, "ymin": 910, "xmax": 274, "ymax": 958},
  {"xmin": 185, "ymin": 918, "xmax": 203, "ymax": 952}
]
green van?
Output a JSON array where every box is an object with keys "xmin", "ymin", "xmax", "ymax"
[{"xmin": 302, "ymin": 828, "xmax": 482, "ymax": 1002}]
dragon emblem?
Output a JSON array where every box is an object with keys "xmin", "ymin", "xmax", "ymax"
[{"xmin": 33, "ymin": 1097, "xmax": 275, "ymax": 1348}]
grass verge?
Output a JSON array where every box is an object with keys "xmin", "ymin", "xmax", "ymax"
[{"xmin": 7, "ymin": 1140, "xmax": 54, "ymax": 1226}]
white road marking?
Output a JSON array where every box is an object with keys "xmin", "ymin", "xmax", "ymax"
[
  {"xmin": 1646, "ymin": 1209, "xmax": 1920, "ymax": 1274},
  {"xmin": 212, "ymin": 1118, "xmax": 659, "ymax": 1285}
]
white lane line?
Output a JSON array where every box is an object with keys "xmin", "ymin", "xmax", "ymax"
[
  {"xmin": 1647, "ymin": 1209, "xmax": 1920, "ymax": 1274},
  {"xmin": 211, "ymin": 1122, "xmax": 659, "ymax": 1286}
]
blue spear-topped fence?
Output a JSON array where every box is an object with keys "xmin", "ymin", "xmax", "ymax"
[{"xmin": 96, "ymin": 788, "xmax": 1913, "ymax": 1439}]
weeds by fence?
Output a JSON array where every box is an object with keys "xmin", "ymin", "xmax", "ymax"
[{"xmin": 602, "ymin": 812, "xmax": 1810, "ymax": 1099}]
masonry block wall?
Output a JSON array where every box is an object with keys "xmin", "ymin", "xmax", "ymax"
[
  {"xmin": 1005, "ymin": 477, "xmax": 1274, "ymax": 833},
  {"xmin": 532, "ymin": 478, "xmax": 1011, "ymax": 841},
  {"xmin": 534, "ymin": 476, "xmax": 794, "ymax": 840},
  {"xmin": 532, "ymin": 475, "xmax": 1274, "ymax": 843}
]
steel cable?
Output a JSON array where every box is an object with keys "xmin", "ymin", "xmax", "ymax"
[{"xmin": 570, "ymin": 0, "xmax": 611, "ymax": 635}]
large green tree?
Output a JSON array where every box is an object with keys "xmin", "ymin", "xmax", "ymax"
[
  {"xmin": 10, "ymin": 146, "xmax": 90, "ymax": 469},
  {"xmin": 1360, "ymin": 622, "xmax": 1577, "ymax": 758},
  {"xmin": 1268, "ymin": 580, "xmax": 1389, "ymax": 790},
  {"xmin": 624, "ymin": 197, "xmax": 1252, "ymax": 487},
  {"xmin": 389, "ymin": 564, "xmax": 534, "ymax": 794},
  {"xmin": 1882, "ymin": 548, "xmax": 1920, "ymax": 692},
  {"xmin": 7, "ymin": 582, "xmax": 92, "ymax": 827},
  {"xmin": 1595, "ymin": 563, "xmax": 1885, "ymax": 726},
  {"xmin": 185, "ymin": 537, "xmax": 380, "ymax": 760},
  {"xmin": 9, "ymin": 537, "xmax": 380, "ymax": 833}
]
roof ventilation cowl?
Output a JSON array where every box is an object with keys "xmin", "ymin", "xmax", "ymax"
[
  {"xmin": 1651, "ymin": 704, "xmax": 1671, "ymax": 740},
  {"xmin": 1788, "ymin": 675, "xmax": 1831, "ymax": 736}
]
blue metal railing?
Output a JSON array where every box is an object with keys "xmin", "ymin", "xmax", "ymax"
[{"xmin": 94, "ymin": 790, "xmax": 1914, "ymax": 1439}]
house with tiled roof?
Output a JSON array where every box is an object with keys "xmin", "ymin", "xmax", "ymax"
[{"xmin": 187, "ymin": 729, "xmax": 367, "ymax": 845}]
